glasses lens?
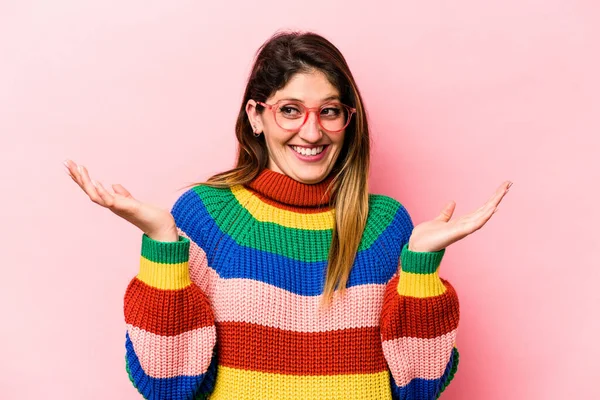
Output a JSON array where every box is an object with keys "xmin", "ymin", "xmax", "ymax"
[
  {"xmin": 319, "ymin": 103, "xmax": 348, "ymax": 132},
  {"xmin": 274, "ymin": 102, "xmax": 350, "ymax": 132},
  {"xmin": 275, "ymin": 102, "xmax": 305, "ymax": 131}
]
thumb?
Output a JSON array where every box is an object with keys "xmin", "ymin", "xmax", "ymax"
[
  {"xmin": 434, "ymin": 201, "xmax": 455, "ymax": 222},
  {"xmin": 112, "ymin": 184, "xmax": 133, "ymax": 199}
]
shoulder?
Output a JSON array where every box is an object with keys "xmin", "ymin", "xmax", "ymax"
[
  {"xmin": 367, "ymin": 193, "xmax": 414, "ymax": 239},
  {"xmin": 368, "ymin": 193, "xmax": 402, "ymax": 212},
  {"xmin": 368, "ymin": 193, "xmax": 410, "ymax": 221},
  {"xmin": 171, "ymin": 184, "xmax": 234, "ymax": 223}
]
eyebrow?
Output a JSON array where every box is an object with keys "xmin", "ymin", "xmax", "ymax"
[{"xmin": 277, "ymin": 95, "xmax": 340, "ymax": 103}]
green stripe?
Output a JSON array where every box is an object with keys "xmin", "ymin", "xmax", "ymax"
[
  {"xmin": 400, "ymin": 243, "xmax": 446, "ymax": 274},
  {"xmin": 194, "ymin": 185, "xmax": 401, "ymax": 262},
  {"xmin": 141, "ymin": 233, "xmax": 190, "ymax": 264}
]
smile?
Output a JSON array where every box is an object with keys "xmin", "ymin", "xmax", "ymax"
[{"xmin": 290, "ymin": 145, "xmax": 326, "ymax": 156}]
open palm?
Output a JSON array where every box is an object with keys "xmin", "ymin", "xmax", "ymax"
[
  {"xmin": 64, "ymin": 159, "xmax": 177, "ymax": 239},
  {"xmin": 408, "ymin": 180, "xmax": 512, "ymax": 253}
]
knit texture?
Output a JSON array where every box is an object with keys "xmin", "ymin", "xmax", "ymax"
[{"xmin": 123, "ymin": 168, "xmax": 460, "ymax": 400}]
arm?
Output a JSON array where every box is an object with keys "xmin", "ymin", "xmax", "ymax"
[
  {"xmin": 123, "ymin": 194, "xmax": 218, "ymax": 399},
  {"xmin": 380, "ymin": 209, "xmax": 460, "ymax": 399}
]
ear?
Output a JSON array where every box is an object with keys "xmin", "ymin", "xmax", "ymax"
[{"xmin": 245, "ymin": 99, "xmax": 263, "ymax": 134}]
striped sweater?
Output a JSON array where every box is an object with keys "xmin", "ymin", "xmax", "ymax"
[{"xmin": 124, "ymin": 168, "xmax": 460, "ymax": 400}]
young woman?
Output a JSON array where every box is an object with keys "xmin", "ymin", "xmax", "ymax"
[{"xmin": 64, "ymin": 30, "xmax": 511, "ymax": 400}]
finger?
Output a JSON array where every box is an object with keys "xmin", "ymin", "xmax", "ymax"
[
  {"xmin": 455, "ymin": 213, "xmax": 486, "ymax": 236},
  {"xmin": 487, "ymin": 186, "xmax": 509, "ymax": 211},
  {"xmin": 112, "ymin": 184, "xmax": 132, "ymax": 199},
  {"xmin": 63, "ymin": 160, "xmax": 73, "ymax": 177},
  {"xmin": 483, "ymin": 185, "xmax": 505, "ymax": 209},
  {"xmin": 63, "ymin": 159, "xmax": 74, "ymax": 173},
  {"xmin": 474, "ymin": 181, "xmax": 511, "ymax": 215},
  {"xmin": 73, "ymin": 163, "xmax": 85, "ymax": 187},
  {"xmin": 67, "ymin": 171, "xmax": 80, "ymax": 186},
  {"xmin": 434, "ymin": 201, "xmax": 455, "ymax": 222},
  {"xmin": 65, "ymin": 160, "xmax": 83, "ymax": 186},
  {"xmin": 468, "ymin": 202, "xmax": 500, "ymax": 232},
  {"xmin": 64, "ymin": 161, "xmax": 80, "ymax": 184},
  {"xmin": 453, "ymin": 200, "xmax": 493, "ymax": 232},
  {"xmin": 78, "ymin": 165, "xmax": 103, "ymax": 203},
  {"xmin": 463, "ymin": 200, "xmax": 495, "ymax": 224},
  {"xmin": 455, "ymin": 182, "xmax": 509, "ymax": 234},
  {"xmin": 93, "ymin": 180, "xmax": 115, "ymax": 207},
  {"xmin": 476, "ymin": 205, "xmax": 498, "ymax": 230}
]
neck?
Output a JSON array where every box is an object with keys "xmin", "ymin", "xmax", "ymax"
[{"xmin": 245, "ymin": 168, "xmax": 335, "ymax": 209}]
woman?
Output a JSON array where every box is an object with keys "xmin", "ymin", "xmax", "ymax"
[{"xmin": 64, "ymin": 30, "xmax": 511, "ymax": 399}]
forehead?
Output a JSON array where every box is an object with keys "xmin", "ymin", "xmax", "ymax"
[{"xmin": 269, "ymin": 70, "xmax": 340, "ymax": 103}]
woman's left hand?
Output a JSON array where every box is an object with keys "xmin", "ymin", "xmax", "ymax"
[{"xmin": 408, "ymin": 180, "xmax": 513, "ymax": 253}]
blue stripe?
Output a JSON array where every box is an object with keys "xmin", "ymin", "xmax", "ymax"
[
  {"xmin": 173, "ymin": 192, "xmax": 411, "ymax": 296},
  {"xmin": 390, "ymin": 347, "xmax": 457, "ymax": 400},
  {"xmin": 125, "ymin": 331, "xmax": 217, "ymax": 400}
]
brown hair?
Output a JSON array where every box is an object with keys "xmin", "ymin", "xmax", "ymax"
[{"xmin": 183, "ymin": 30, "xmax": 370, "ymax": 306}]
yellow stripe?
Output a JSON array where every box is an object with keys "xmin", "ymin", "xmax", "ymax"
[
  {"xmin": 231, "ymin": 185, "xmax": 335, "ymax": 230},
  {"xmin": 397, "ymin": 270, "xmax": 447, "ymax": 298},
  {"xmin": 210, "ymin": 366, "xmax": 392, "ymax": 400},
  {"xmin": 137, "ymin": 256, "xmax": 191, "ymax": 290}
]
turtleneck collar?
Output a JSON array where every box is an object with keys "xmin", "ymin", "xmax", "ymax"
[{"xmin": 246, "ymin": 168, "xmax": 335, "ymax": 208}]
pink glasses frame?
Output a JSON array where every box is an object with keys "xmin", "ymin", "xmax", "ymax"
[{"xmin": 256, "ymin": 100, "xmax": 357, "ymax": 133}]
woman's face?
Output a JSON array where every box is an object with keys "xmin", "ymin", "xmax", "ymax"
[{"xmin": 246, "ymin": 70, "xmax": 346, "ymax": 184}]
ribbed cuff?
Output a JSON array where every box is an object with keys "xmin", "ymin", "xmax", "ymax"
[
  {"xmin": 138, "ymin": 233, "xmax": 192, "ymax": 290},
  {"xmin": 141, "ymin": 233, "xmax": 190, "ymax": 264},
  {"xmin": 400, "ymin": 243, "xmax": 445, "ymax": 274}
]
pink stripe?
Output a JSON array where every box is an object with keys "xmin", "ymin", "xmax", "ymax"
[
  {"xmin": 381, "ymin": 330, "xmax": 457, "ymax": 386},
  {"xmin": 126, "ymin": 323, "xmax": 216, "ymax": 379},
  {"xmin": 180, "ymin": 230, "xmax": 386, "ymax": 332},
  {"xmin": 179, "ymin": 230, "xmax": 220, "ymax": 298},
  {"xmin": 213, "ymin": 278, "xmax": 386, "ymax": 332}
]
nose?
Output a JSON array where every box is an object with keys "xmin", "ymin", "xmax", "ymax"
[{"xmin": 298, "ymin": 110, "xmax": 323, "ymax": 143}]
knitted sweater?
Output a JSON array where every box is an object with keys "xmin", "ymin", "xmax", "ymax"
[{"xmin": 123, "ymin": 168, "xmax": 460, "ymax": 400}]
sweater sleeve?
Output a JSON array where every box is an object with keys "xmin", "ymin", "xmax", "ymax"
[
  {"xmin": 123, "ymin": 194, "xmax": 218, "ymax": 399},
  {"xmin": 380, "ymin": 209, "xmax": 460, "ymax": 399}
]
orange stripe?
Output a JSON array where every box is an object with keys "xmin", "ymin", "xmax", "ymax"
[
  {"xmin": 124, "ymin": 278, "xmax": 214, "ymax": 336},
  {"xmin": 380, "ymin": 275, "xmax": 459, "ymax": 341},
  {"xmin": 216, "ymin": 322, "xmax": 388, "ymax": 375}
]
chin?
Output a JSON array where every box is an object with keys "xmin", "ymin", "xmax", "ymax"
[
  {"xmin": 291, "ymin": 166, "xmax": 331, "ymax": 184},
  {"xmin": 295, "ymin": 176, "xmax": 322, "ymax": 184}
]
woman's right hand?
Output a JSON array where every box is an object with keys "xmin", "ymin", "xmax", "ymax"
[{"xmin": 63, "ymin": 159, "xmax": 179, "ymax": 242}]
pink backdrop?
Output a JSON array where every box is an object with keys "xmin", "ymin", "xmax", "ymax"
[{"xmin": 2, "ymin": 1, "xmax": 598, "ymax": 399}]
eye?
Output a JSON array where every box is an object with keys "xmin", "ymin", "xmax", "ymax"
[
  {"xmin": 278, "ymin": 104, "xmax": 303, "ymax": 118},
  {"xmin": 320, "ymin": 105, "xmax": 342, "ymax": 118}
]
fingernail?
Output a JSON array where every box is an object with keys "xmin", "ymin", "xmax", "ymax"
[
  {"xmin": 508, "ymin": 181, "xmax": 513, "ymax": 189},
  {"xmin": 78, "ymin": 165, "xmax": 82, "ymax": 173},
  {"xmin": 64, "ymin": 165, "xmax": 71, "ymax": 176},
  {"xmin": 63, "ymin": 160, "xmax": 69, "ymax": 168},
  {"xmin": 91, "ymin": 180, "xmax": 98, "ymax": 188}
]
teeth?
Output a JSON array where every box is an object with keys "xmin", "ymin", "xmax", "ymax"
[{"xmin": 292, "ymin": 146, "xmax": 324, "ymax": 156}]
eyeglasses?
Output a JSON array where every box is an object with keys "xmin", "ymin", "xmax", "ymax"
[{"xmin": 256, "ymin": 99, "xmax": 356, "ymax": 133}]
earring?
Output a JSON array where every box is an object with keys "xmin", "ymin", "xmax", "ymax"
[{"xmin": 252, "ymin": 125, "xmax": 261, "ymax": 137}]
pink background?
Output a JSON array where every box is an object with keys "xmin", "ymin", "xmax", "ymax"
[{"xmin": 2, "ymin": 1, "xmax": 598, "ymax": 399}]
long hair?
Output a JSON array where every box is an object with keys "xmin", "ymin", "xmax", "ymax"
[{"xmin": 182, "ymin": 30, "xmax": 371, "ymax": 306}]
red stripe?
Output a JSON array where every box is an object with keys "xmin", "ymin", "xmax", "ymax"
[
  {"xmin": 380, "ymin": 275, "xmax": 460, "ymax": 341},
  {"xmin": 244, "ymin": 168, "xmax": 334, "ymax": 207},
  {"xmin": 124, "ymin": 278, "xmax": 214, "ymax": 336},
  {"xmin": 216, "ymin": 322, "xmax": 388, "ymax": 375}
]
